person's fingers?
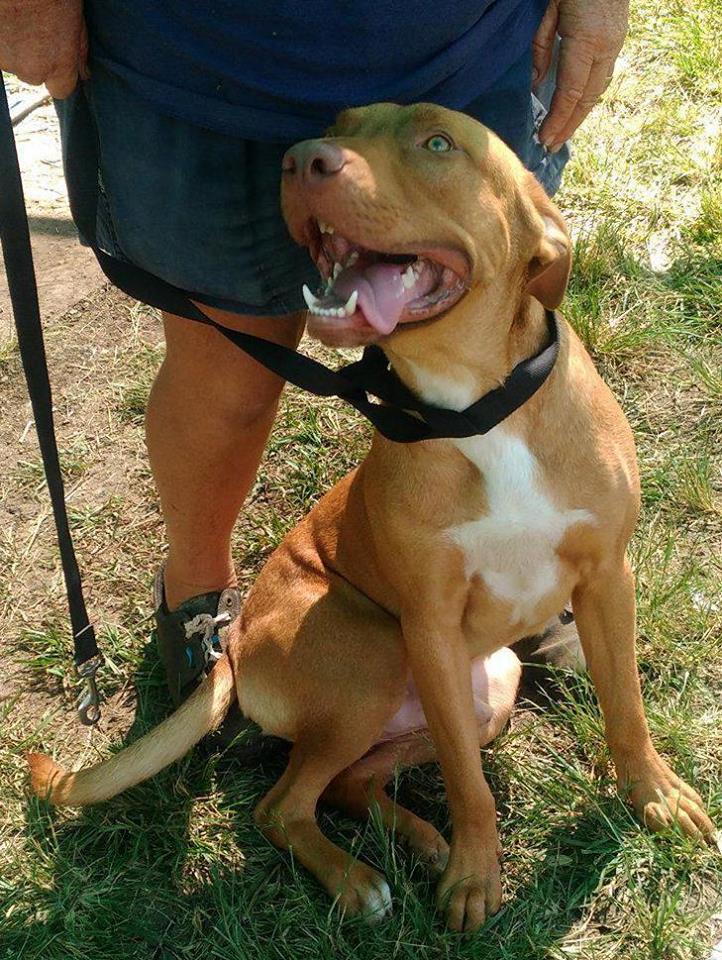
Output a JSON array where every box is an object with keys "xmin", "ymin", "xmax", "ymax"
[
  {"xmin": 44, "ymin": 17, "xmax": 86, "ymax": 99},
  {"xmin": 11, "ymin": 65, "xmax": 47, "ymax": 87},
  {"xmin": 538, "ymin": 35, "xmax": 594, "ymax": 147},
  {"xmin": 545, "ymin": 55, "xmax": 616, "ymax": 147},
  {"xmin": 45, "ymin": 65, "xmax": 79, "ymax": 99},
  {"xmin": 532, "ymin": 0, "xmax": 558, "ymax": 87}
]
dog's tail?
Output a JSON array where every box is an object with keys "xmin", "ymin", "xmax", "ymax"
[{"xmin": 27, "ymin": 654, "xmax": 236, "ymax": 807}]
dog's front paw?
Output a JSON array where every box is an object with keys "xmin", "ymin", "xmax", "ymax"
[
  {"xmin": 625, "ymin": 753, "xmax": 716, "ymax": 842},
  {"xmin": 436, "ymin": 845, "xmax": 502, "ymax": 933}
]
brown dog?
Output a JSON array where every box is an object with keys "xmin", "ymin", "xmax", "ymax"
[{"xmin": 29, "ymin": 103, "xmax": 715, "ymax": 933}]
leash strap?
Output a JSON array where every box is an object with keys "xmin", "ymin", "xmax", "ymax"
[
  {"xmin": 0, "ymin": 78, "xmax": 101, "ymax": 724},
  {"xmin": 91, "ymin": 245, "xmax": 560, "ymax": 443}
]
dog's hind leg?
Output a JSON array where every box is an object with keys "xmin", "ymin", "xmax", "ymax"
[
  {"xmin": 323, "ymin": 645, "xmax": 522, "ymax": 873},
  {"xmin": 323, "ymin": 734, "xmax": 450, "ymax": 872},
  {"xmin": 244, "ymin": 575, "xmax": 412, "ymax": 919},
  {"xmin": 254, "ymin": 728, "xmax": 395, "ymax": 921}
]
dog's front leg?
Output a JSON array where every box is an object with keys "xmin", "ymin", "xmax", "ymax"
[
  {"xmin": 573, "ymin": 558, "xmax": 715, "ymax": 840},
  {"xmin": 402, "ymin": 606, "xmax": 502, "ymax": 933}
]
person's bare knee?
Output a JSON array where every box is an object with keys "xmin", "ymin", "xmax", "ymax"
[{"xmin": 157, "ymin": 306, "xmax": 305, "ymax": 428}]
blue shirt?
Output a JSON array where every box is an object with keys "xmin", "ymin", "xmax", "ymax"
[{"xmin": 86, "ymin": 0, "xmax": 546, "ymax": 141}]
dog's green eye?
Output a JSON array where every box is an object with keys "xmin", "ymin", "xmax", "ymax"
[{"xmin": 423, "ymin": 134, "xmax": 454, "ymax": 153}]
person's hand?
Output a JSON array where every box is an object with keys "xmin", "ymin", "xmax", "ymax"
[
  {"xmin": 0, "ymin": 0, "xmax": 87, "ymax": 99},
  {"xmin": 533, "ymin": 0, "xmax": 629, "ymax": 152}
]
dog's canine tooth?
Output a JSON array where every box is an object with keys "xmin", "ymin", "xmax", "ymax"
[
  {"xmin": 302, "ymin": 284, "xmax": 321, "ymax": 310},
  {"xmin": 344, "ymin": 290, "xmax": 359, "ymax": 315},
  {"xmin": 333, "ymin": 262, "xmax": 342, "ymax": 279},
  {"xmin": 402, "ymin": 265, "xmax": 416, "ymax": 289},
  {"xmin": 347, "ymin": 251, "xmax": 359, "ymax": 267}
]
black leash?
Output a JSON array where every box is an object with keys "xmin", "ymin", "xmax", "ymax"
[
  {"xmin": 1, "ymin": 74, "xmax": 560, "ymax": 724},
  {"xmin": 0, "ymin": 79, "xmax": 101, "ymax": 724},
  {"xmin": 92, "ymin": 244, "xmax": 560, "ymax": 444}
]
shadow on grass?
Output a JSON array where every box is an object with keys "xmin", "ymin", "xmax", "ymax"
[{"xmin": 8, "ymin": 644, "xmax": 628, "ymax": 960}]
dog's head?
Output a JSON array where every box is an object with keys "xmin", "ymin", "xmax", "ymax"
[{"xmin": 281, "ymin": 103, "xmax": 570, "ymax": 349}]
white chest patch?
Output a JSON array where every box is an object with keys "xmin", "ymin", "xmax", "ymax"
[{"xmin": 446, "ymin": 429, "xmax": 593, "ymax": 625}]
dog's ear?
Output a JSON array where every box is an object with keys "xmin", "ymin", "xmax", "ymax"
[{"xmin": 524, "ymin": 183, "xmax": 572, "ymax": 310}]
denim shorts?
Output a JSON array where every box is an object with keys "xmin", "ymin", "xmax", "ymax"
[{"xmin": 57, "ymin": 50, "xmax": 568, "ymax": 318}]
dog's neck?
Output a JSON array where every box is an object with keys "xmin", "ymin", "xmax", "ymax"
[{"xmin": 382, "ymin": 282, "xmax": 550, "ymax": 412}]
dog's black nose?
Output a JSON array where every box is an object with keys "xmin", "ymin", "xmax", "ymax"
[{"xmin": 282, "ymin": 140, "xmax": 347, "ymax": 185}]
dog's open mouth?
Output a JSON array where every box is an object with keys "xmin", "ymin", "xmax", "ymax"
[{"xmin": 302, "ymin": 220, "xmax": 469, "ymax": 337}]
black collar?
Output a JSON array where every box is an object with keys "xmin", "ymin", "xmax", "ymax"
[
  {"xmin": 204, "ymin": 306, "xmax": 560, "ymax": 443},
  {"xmin": 338, "ymin": 308, "xmax": 560, "ymax": 442}
]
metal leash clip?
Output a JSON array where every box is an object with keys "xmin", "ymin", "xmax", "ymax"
[{"xmin": 76, "ymin": 654, "xmax": 103, "ymax": 725}]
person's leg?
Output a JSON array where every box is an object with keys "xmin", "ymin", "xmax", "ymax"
[
  {"xmin": 146, "ymin": 305, "xmax": 304, "ymax": 610},
  {"xmin": 55, "ymin": 58, "xmax": 314, "ymax": 698}
]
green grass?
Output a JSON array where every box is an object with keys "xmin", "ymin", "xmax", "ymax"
[
  {"xmin": 1, "ymin": 0, "xmax": 722, "ymax": 957},
  {"xmin": 667, "ymin": 0, "xmax": 722, "ymax": 97}
]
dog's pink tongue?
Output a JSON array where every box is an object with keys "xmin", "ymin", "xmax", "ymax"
[{"xmin": 332, "ymin": 264, "xmax": 422, "ymax": 334}]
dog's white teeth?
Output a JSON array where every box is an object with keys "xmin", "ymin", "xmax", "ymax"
[
  {"xmin": 344, "ymin": 290, "xmax": 358, "ymax": 315},
  {"xmin": 304, "ymin": 285, "xmax": 358, "ymax": 318},
  {"xmin": 318, "ymin": 220, "xmax": 334, "ymax": 235},
  {"xmin": 302, "ymin": 284, "xmax": 320, "ymax": 310},
  {"xmin": 402, "ymin": 265, "xmax": 416, "ymax": 289},
  {"xmin": 346, "ymin": 251, "xmax": 359, "ymax": 267},
  {"xmin": 332, "ymin": 262, "xmax": 342, "ymax": 279}
]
